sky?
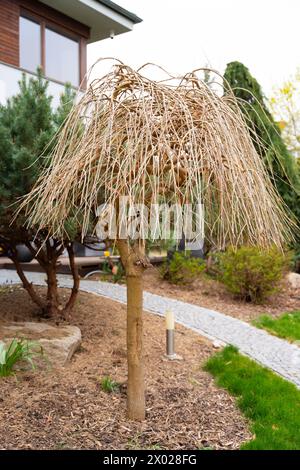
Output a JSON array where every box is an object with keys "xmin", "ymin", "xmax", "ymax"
[{"xmin": 87, "ymin": 0, "xmax": 300, "ymax": 97}]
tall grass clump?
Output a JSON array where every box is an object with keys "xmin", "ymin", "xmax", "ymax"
[{"xmin": 0, "ymin": 338, "xmax": 43, "ymax": 377}]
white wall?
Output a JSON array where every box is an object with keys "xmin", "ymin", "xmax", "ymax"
[{"xmin": 0, "ymin": 62, "xmax": 76, "ymax": 108}]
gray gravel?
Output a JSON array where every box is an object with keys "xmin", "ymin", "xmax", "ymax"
[{"xmin": 1, "ymin": 268, "xmax": 300, "ymax": 388}]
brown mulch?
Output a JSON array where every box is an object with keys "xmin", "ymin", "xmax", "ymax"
[
  {"xmin": 141, "ymin": 267, "xmax": 300, "ymax": 322},
  {"xmin": 0, "ymin": 286, "xmax": 251, "ymax": 450}
]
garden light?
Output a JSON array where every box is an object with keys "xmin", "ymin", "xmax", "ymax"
[{"xmin": 165, "ymin": 309, "xmax": 176, "ymax": 358}]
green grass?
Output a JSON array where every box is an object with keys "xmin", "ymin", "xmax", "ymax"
[
  {"xmin": 100, "ymin": 376, "xmax": 120, "ymax": 393},
  {"xmin": 253, "ymin": 311, "xmax": 300, "ymax": 342},
  {"xmin": 204, "ymin": 346, "xmax": 300, "ymax": 450}
]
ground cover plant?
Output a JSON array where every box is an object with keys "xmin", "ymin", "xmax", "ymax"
[
  {"xmin": 204, "ymin": 346, "xmax": 300, "ymax": 450},
  {"xmin": 253, "ymin": 311, "xmax": 300, "ymax": 341}
]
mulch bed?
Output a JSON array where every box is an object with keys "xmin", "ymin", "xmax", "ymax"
[{"xmin": 0, "ymin": 285, "xmax": 251, "ymax": 450}]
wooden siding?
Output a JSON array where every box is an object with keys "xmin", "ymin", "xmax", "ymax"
[{"xmin": 0, "ymin": 0, "xmax": 19, "ymax": 67}]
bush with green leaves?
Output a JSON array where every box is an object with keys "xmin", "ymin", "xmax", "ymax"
[
  {"xmin": 0, "ymin": 338, "xmax": 43, "ymax": 377},
  {"xmin": 214, "ymin": 246, "xmax": 288, "ymax": 302},
  {"xmin": 160, "ymin": 251, "xmax": 205, "ymax": 285}
]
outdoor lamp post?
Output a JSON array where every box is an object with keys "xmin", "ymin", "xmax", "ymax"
[{"xmin": 166, "ymin": 309, "xmax": 175, "ymax": 357}]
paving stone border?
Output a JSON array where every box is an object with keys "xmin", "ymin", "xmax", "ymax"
[{"xmin": 1, "ymin": 269, "xmax": 300, "ymax": 387}]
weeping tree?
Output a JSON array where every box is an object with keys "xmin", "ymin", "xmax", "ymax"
[{"xmin": 22, "ymin": 61, "xmax": 292, "ymax": 420}]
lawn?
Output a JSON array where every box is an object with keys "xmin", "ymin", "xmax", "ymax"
[
  {"xmin": 204, "ymin": 345, "xmax": 300, "ymax": 450},
  {"xmin": 253, "ymin": 311, "xmax": 300, "ymax": 342}
]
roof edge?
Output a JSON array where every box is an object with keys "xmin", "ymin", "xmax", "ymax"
[{"xmin": 96, "ymin": 0, "xmax": 142, "ymax": 24}]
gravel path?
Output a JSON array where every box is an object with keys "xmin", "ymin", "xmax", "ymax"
[{"xmin": 1, "ymin": 269, "xmax": 300, "ymax": 388}]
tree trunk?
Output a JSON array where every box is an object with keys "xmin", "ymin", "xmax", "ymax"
[
  {"xmin": 4, "ymin": 238, "xmax": 79, "ymax": 319},
  {"xmin": 9, "ymin": 248, "xmax": 46, "ymax": 314},
  {"xmin": 126, "ymin": 271, "xmax": 145, "ymax": 420},
  {"xmin": 117, "ymin": 240, "xmax": 150, "ymax": 421},
  {"xmin": 45, "ymin": 261, "xmax": 60, "ymax": 318},
  {"xmin": 63, "ymin": 242, "xmax": 80, "ymax": 318}
]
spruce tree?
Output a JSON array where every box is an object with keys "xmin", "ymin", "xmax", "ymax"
[{"xmin": 0, "ymin": 72, "xmax": 79, "ymax": 317}]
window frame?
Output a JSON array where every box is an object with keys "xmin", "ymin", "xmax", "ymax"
[
  {"xmin": 19, "ymin": 9, "xmax": 84, "ymax": 88},
  {"xmin": 19, "ymin": 15, "xmax": 42, "ymax": 75}
]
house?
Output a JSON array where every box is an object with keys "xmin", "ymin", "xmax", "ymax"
[{"xmin": 0, "ymin": 0, "xmax": 142, "ymax": 105}]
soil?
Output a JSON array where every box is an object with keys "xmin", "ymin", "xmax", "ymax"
[{"xmin": 0, "ymin": 285, "xmax": 251, "ymax": 450}]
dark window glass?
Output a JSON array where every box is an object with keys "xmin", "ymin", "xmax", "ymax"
[
  {"xmin": 45, "ymin": 28, "xmax": 79, "ymax": 86},
  {"xmin": 20, "ymin": 16, "xmax": 41, "ymax": 72}
]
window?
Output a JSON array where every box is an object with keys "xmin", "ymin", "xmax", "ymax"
[
  {"xmin": 20, "ymin": 17, "xmax": 41, "ymax": 72},
  {"xmin": 19, "ymin": 14, "xmax": 81, "ymax": 87},
  {"xmin": 45, "ymin": 28, "xmax": 79, "ymax": 86}
]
